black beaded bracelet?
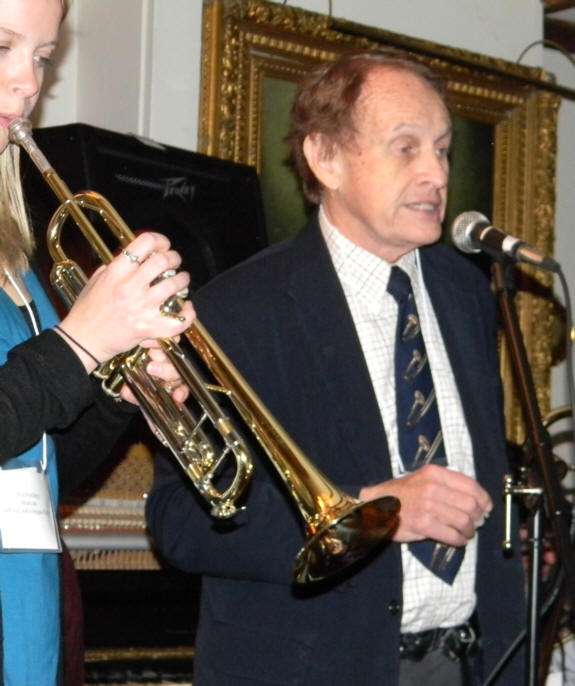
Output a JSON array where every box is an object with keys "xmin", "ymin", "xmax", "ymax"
[{"xmin": 53, "ymin": 325, "xmax": 101, "ymax": 366}]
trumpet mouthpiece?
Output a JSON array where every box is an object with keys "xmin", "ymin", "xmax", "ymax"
[{"xmin": 8, "ymin": 119, "xmax": 32, "ymax": 145}]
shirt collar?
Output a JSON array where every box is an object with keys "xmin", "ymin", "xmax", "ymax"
[{"xmin": 318, "ymin": 205, "xmax": 419, "ymax": 308}]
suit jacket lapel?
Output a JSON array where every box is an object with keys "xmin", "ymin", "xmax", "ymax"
[
  {"xmin": 421, "ymin": 250, "xmax": 503, "ymax": 483},
  {"xmin": 284, "ymin": 220, "xmax": 393, "ymax": 485},
  {"xmin": 422, "ymin": 254, "xmax": 485, "ymax": 395}
]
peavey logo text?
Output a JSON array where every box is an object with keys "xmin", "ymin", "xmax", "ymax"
[
  {"xmin": 161, "ymin": 176, "xmax": 196, "ymax": 201},
  {"xmin": 116, "ymin": 173, "xmax": 197, "ymax": 202}
]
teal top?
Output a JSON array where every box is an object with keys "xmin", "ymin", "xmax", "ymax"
[{"xmin": 0, "ymin": 270, "xmax": 61, "ymax": 686}]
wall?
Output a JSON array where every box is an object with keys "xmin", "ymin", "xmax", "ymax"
[
  {"xmin": 37, "ymin": 0, "xmax": 544, "ymax": 149},
  {"xmin": 542, "ymin": 47, "xmax": 575, "ymax": 415}
]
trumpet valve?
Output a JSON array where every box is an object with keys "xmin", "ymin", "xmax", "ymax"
[{"xmin": 151, "ymin": 269, "xmax": 189, "ymax": 321}]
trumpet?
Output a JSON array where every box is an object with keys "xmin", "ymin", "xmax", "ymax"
[{"xmin": 11, "ymin": 119, "xmax": 399, "ymax": 584}]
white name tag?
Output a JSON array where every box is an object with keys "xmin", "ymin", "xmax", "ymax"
[{"xmin": 0, "ymin": 468, "xmax": 61, "ymax": 552}]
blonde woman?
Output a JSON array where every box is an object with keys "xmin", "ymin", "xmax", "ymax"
[{"xmin": 0, "ymin": 1, "xmax": 194, "ymax": 683}]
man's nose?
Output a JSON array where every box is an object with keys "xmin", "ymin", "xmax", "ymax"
[{"xmin": 419, "ymin": 149, "xmax": 449, "ymax": 189}]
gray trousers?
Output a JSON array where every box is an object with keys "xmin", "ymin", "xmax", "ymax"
[{"xmin": 399, "ymin": 650, "xmax": 467, "ymax": 686}]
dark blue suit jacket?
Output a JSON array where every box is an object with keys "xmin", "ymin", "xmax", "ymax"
[{"xmin": 147, "ymin": 216, "xmax": 526, "ymax": 685}]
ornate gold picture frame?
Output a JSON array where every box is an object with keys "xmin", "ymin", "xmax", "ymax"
[{"xmin": 199, "ymin": 0, "xmax": 560, "ymax": 444}]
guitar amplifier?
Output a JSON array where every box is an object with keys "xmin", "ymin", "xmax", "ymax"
[{"xmin": 21, "ymin": 122, "xmax": 268, "ymax": 293}]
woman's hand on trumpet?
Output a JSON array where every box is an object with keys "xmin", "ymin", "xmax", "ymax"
[
  {"xmin": 53, "ymin": 231, "xmax": 195, "ymax": 373},
  {"xmin": 119, "ymin": 343, "xmax": 190, "ymax": 407}
]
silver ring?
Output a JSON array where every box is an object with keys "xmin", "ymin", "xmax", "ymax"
[{"xmin": 122, "ymin": 249, "xmax": 141, "ymax": 264}]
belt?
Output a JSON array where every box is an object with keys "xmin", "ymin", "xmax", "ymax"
[{"xmin": 399, "ymin": 620, "xmax": 478, "ymax": 662}]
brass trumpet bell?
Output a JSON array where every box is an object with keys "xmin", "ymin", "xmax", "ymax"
[{"xmin": 293, "ymin": 497, "xmax": 400, "ymax": 584}]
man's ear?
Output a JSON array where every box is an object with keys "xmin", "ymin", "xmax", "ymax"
[{"xmin": 302, "ymin": 134, "xmax": 341, "ymax": 192}]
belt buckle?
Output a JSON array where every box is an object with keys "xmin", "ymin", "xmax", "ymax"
[
  {"xmin": 399, "ymin": 629, "xmax": 437, "ymax": 661},
  {"xmin": 441, "ymin": 623, "xmax": 477, "ymax": 662}
]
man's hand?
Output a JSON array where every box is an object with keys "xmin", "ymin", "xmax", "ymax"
[{"xmin": 360, "ymin": 464, "xmax": 492, "ymax": 547}]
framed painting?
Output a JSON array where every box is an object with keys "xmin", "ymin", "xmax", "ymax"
[{"xmin": 199, "ymin": 0, "xmax": 561, "ymax": 445}]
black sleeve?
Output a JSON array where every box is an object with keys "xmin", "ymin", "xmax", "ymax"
[
  {"xmin": 54, "ymin": 378, "xmax": 138, "ymax": 498},
  {"xmin": 0, "ymin": 327, "xmax": 138, "ymax": 495},
  {"xmin": 146, "ymin": 444, "xmax": 305, "ymax": 585},
  {"xmin": 0, "ymin": 328, "xmax": 96, "ymax": 462}
]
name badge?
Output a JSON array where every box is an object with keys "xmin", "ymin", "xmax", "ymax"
[{"xmin": 0, "ymin": 468, "xmax": 61, "ymax": 552}]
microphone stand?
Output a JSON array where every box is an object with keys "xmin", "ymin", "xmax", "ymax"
[{"xmin": 492, "ymin": 259, "xmax": 575, "ymax": 686}]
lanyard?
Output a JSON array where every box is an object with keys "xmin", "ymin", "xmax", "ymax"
[{"xmin": 3, "ymin": 269, "xmax": 48, "ymax": 472}]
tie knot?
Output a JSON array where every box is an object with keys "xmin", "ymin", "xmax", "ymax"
[{"xmin": 387, "ymin": 266, "xmax": 412, "ymax": 304}]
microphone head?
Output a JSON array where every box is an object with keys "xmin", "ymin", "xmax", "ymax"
[{"xmin": 451, "ymin": 211, "xmax": 490, "ymax": 254}]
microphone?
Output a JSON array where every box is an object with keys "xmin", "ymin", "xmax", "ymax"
[{"xmin": 451, "ymin": 211, "xmax": 560, "ymax": 273}]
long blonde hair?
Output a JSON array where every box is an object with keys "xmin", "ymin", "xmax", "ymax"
[
  {"xmin": 0, "ymin": 145, "xmax": 34, "ymax": 273},
  {"xmin": 0, "ymin": 0, "xmax": 70, "ymax": 273}
]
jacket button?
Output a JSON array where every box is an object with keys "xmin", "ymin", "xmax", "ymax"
[{"xmin": 388, "ymin": 600, "xmax": 401, "ymax": 615}]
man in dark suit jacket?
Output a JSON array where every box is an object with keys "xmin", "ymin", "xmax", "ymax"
[{"xmin": 146, "ymin": 51, "xmax": 526, "ymax": 685}]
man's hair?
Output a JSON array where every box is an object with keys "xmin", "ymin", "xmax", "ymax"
[{"xmin": 285, "ymin": 50, "xmax": 447, "ymax": 204}]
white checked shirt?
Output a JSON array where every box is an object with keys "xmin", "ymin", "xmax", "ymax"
[{"xmin": 319, "ymin": 207, "xmax": 477, "ymax": 633}]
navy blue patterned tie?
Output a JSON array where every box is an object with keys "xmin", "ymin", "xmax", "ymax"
[{"xmin": 387, "ymin": 266, "xmax": 463, "ymax": 584}]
